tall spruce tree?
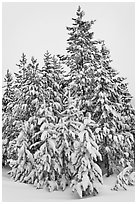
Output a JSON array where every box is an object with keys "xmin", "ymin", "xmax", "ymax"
[
  {"xmin": 94, "ymin": 43, "xmax": 135, "ymax": 175},
  {"xmin": 2, "ymin": 69, "xmax": 14, "ymax": 112},
  {"xmin": 8, "ymin": 52, "xmax": 65, "ymax": 191},
  {"xmin": 114, "ymin": 75, "xmax": 135, "ymax": 168},
  {"xmin": 13, "ymin": 55, "xmax": 42, "ymax": 121},
  {"xmin": 2, "ymin": 69, "xmax": 16, "ymax": 166},
  {"xmin": 39, "ymin": 51, "xmax": 64, "ymax": 115},
  {"xmin": 14, "ymin": 53, "xmax": 27, "ymax": 89},
  {"xmin": 31, "ymin": 52, "xmax": 66, "ymax": 190},
  {"xmin": 55, "ymin": 84, "xmax": 103, "ymax": 197},
  {"xmin": 31, "ymin": 53, "xmax": 65, "ymax": 190},
  {"xmin": 6, "ymin": 54, "xmax": 43, "ymax": 169},
  {"xmin": 59, "ymin": 6, "xmax": 135, "ymax": 176}
]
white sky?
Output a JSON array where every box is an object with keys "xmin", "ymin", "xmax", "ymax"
[{"xmin": 2, "ymin": 2, "xmax": 135, "ymax": 97}]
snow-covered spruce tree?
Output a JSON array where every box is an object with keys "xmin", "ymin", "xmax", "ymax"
[
  {"xmin": 70, "ymin": 112, "xmax": 103, "ymax": 198},
  {"xmin": 8, "ymin": 120, "xmax": 35, "ymax": 182},
  {"xmin": 2, "ymin": 69, "xmax": 15, "ymax": 113},
  {"xmin": 9, "ymin": 52, "xmax": 65, "ymax": 191},
  {"xmin": 9, "ymin": 105, "xmax": 59, "ymax": 187},
  {"xmin": 7, "ymin": 53, "xmax": 28, "ymax": 144},
  {"xmin": 94, "ymin": 43, "xmax": 135, "ymax": 175},
  {"xmin": 115, "ymin": 75, "xmax": 135, "ymax": 164},
  {"xmin": 59, "ymin": 6, "xmax": 135, "ymax": 176},
  {"xmin": 58, "ymin": 6, "xmax": 109, "ymax": 174},
  {"xmin": 14, "ymin": 53, "xmax": 27, "ymax": 83},
  {"xmin": 8, "ymin": 55, "xmax": 44, "ymax": 180},
  {"xmin": 6, "ymin": 55, "xmax": 43, "ymax": 167},
  {"xmin": 2, "ymin": 69, "xmax": 16, "ymax": 166},
  {"xmin": 39, "ymin": 51, "xmax": 64, "ymax": 116},
  {"xmin": 32, "ymin": 105, "xmax": 61, "ymax": 190},
  {"xmin": 58, "ymin": 8, "xmax": 96, "ymax": 104},
  {"xmin": 32, "ymin": 52, "xmax": 65, "ymax": 190},
  {"xmin": 111, "ymin": 162, "xmax": 133, "ymax": 191},
  {"xmin": 55, "ymin": 85, "xmax": 103, "ymax": 198},
  {"xmin": 13, "ymin": 55, "xmax": 43, "ymax": 122},
  {"xmin": 88, "ymin": 43, "xmax": 122, "ymax": 176},
  {"xmin": 54, "ymin": 90, "xmax": 81, "ymax": 191}
]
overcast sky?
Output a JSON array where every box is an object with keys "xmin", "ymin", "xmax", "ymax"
[{"xmin": 2, "ymin": 2, "xmax": 135, "ymax": 97}]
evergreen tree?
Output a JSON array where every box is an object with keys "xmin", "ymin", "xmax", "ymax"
[
  {"xmin": 39, "ymin": 51, "xmax": 64, "ymax": 116},
  {"xmin": 8, "ymin": 119, "xmax": 35, "ymax": 183},
  {"xmin": 111, "ymin": 163, "xmax": 133, "ymax": 191},
  {"xmin": 55, "ymin": 89, "xmax": 82, "ymax": 189},
  {"xmin": 115, "ymin": 76, "xmax": 135, "ymax": 168},
  {"xmin": 14, "ymin": 53, "xmax": 27, "ymax": 89},
  {"xmin": 7, "ymin": 54, "xmax": 42, "ymax": 167},
  {"xmin": 31, "ymin": 52, "xmax": 66, "ymax": 190},
  {"xmin": 94, "ymin": 43, "xmax": 135, "ymax": 175},
  {"xmin": 115, "ymin": 76, "xmax": 135, "ymax": 140},
  {"xmin": 2, "ymin": 69, "xmax": 14, "ymax": 112},
  {"xmin": 8, "ymin": 52, "xmax": 65, "ymax": 191},
  {"xmin": 59, "ymin": 6, "xmax": 135, "ymax": 176},
  {"xmin": 13, "ymin": 55, "xmax": 42, "ymax": 121},
  {"xmin": 7, "ymin": 55, "xmax": 43, "ymax": 164},
  {"xmin": 70, "ymin": 111, "xmax": 103, "ymax": 198},
  {"xmin": 33, "ymin": 104, "xmax": 60, "ymax": 190},
  {"xmin": 2, "ymin": 69, "xmax": 15, "ymax": 166},
  {"xmin": 55, "ymin": 85, "xmax": 103, "ymax": 197}
]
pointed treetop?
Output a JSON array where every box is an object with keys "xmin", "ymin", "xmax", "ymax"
[
  {"xmin": 76, "ymin": 6, "xmax": 85, "ymax": 19},
  {"xmin": 31, "ymin": 56, "xmax": 37, "ymax": 65},
  {"xmin": 20, "ymin": 53, "xmax": 27, "ymax": 66},
  {"xmin": 43, "ymin": 51, "xmax": 52, "ymax": 64},
  {"xmin": 16, "ymin": 53, "xmax": 27, "ymax": 71},
  {"xmin": 4, "ymin": 69, "xmax": 13, "ymax": 83}
]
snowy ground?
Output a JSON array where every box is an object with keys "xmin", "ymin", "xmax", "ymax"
[{"xmin": 2, "ymin": 167, "xmax": 135, "ymax": 202}]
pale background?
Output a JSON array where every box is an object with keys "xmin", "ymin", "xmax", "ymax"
[{"xmin": 2, "ymin": 2, "xmax": 135, "ymax": 100}]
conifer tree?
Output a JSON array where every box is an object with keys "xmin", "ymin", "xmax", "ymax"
[
  {"xmin": 14, "ymin": 53, "xmax": 27, "ymax": 89},
  {"xmin": 8, "ymin": 52, "xmax": 65, "ymax": 191},
  {"xmin": 7, "ymin": 55, "xmax": 43, "ymax": 164},
  {"xmin": 39, "ymin": 51, "xmax": 64, "ymax": 117},
  {"xmin": 8, "ymin": 105, "xmax": 53, "ymax": 185},
  {"xmin": 94, "ymin": 43, "xmax": 135, "ymax": 175},
  {"xmin": 59, "ymin": 6, "xmax": 135, "ymax": 176},
  {"xmin": 70, "ymin": 111, "xmax": 103, "ymax": 198},
  {"xmin": 55, "ymin": 85, "xmax": 103, "ymax": 197},
  {"xmin": 114, "ymin": 76, "xmax": 135, "ymax": 168},
  {"xmin": 8, "ymin": 119, "xmax": 35, "ymax": 183},
  {"xmin": 2, "ymin": 69, "xmax": 15, "ymax": 166},
  {"xmin": 2, "ymin": 69, "xmax": 14, "ymax": 112},
  {"xmin": 33, "ymin": 104, "xmax": 60, "ymax": 190},
  {"xmin": 13, "ymin": 55, "xmax": 42, "ymax": 121},
  {"xmin": 111, "ymin": 163, "xmax": 133, "ymax": 191},
  {"xmin": 55, "ymin": 89, "xmax": 82, "ymax": 189},
  {"xmin": 115, "ymin": 75, "xmax": 135, "ymax": 138},
  {"xmin": 32, "ymin": 52, "xmax": 65, "ymax": 190}
]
